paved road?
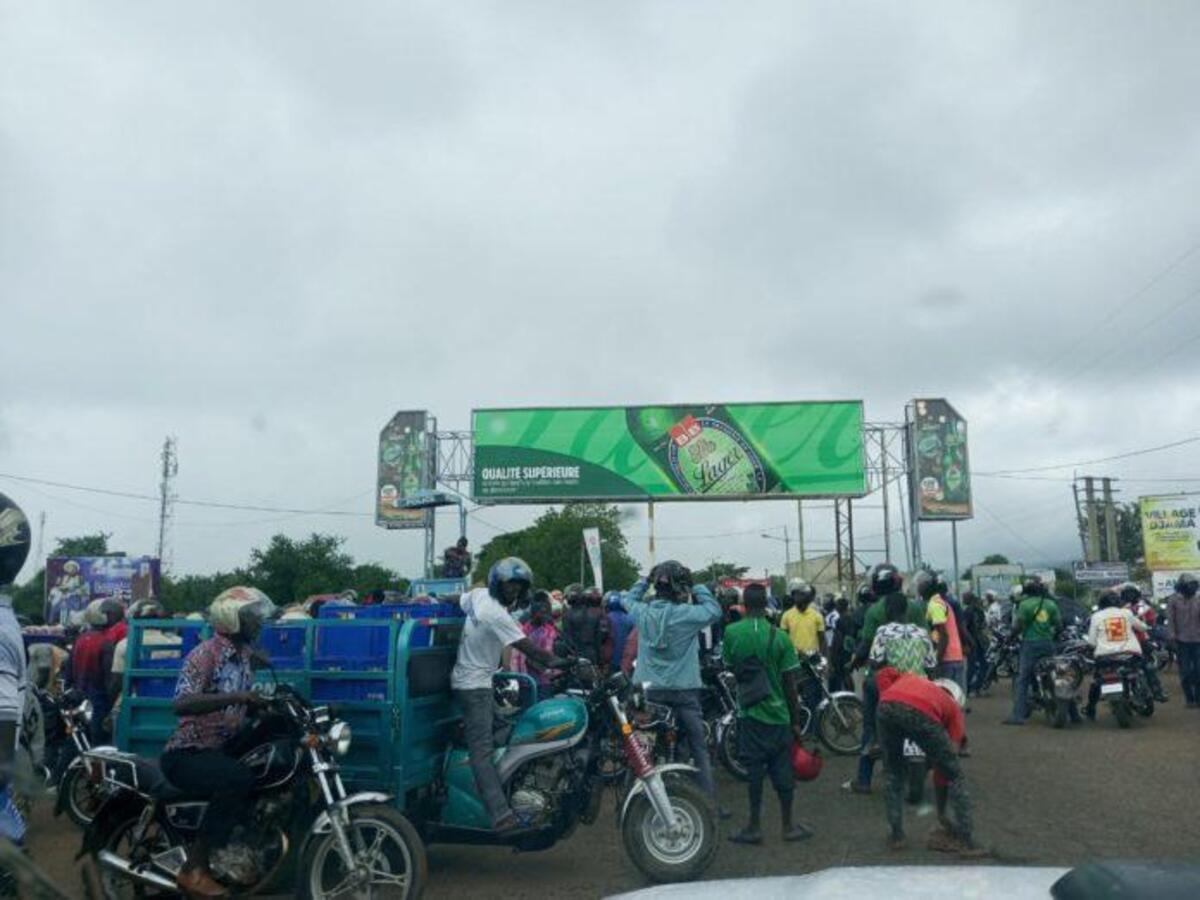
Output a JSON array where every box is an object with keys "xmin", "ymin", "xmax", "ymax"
[{"xmin": 25, "ymin": 675, "xmax": 1200, "ymax": 898}]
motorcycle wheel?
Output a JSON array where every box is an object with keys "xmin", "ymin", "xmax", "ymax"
[
  {"xmin": 1134, "ymin": 692, "xmax": 1155, "ymax": 718},
  {"xmin": 996, "ymin": 658, "xmax": 1015, "ymax": 680},
  {"xmin": 621, "ymin": 776, "xmax": 718, "ymax": 884},
  {"xmin": 61, "ymin": 763, "xmax": 106, "ymax": 827},
  {"xmin": 718, "ymin": 721, "xmax": 748, "ymax": 782},
  {"xmin": 92, "ymin": 816, "xmax": 174, "ymax": 900},
  {"xmin": 817, "ymin": 696, "xmax": 864, "ymax": 756},
  {"xmin": 905, "ymin": 761, "xmax": 926, "ymax": 805},
  {"xmin": 1052, "ymin": 700, "xmax": 1070, "ymax": 730},
  {"xmin": 300, "ymin": 803, "xmax": 426, "ymax": 900},
  {"xmin": 1112, "ymin": 701, "xmax": 1132, "ymax": 729}
]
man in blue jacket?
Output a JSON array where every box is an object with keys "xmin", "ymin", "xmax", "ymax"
[{"xmin": 624, "ymin": 561, "xmax": 723, "ymax": 806}]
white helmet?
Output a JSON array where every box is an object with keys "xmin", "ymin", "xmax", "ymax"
[{"xmin": 934, "ymin": 678, "xmax": 967, "ymax": 709}]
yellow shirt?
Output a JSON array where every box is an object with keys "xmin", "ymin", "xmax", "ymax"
[{"xmin": 780, "ymin": 606, "xmax": 825, "ymax": 655}]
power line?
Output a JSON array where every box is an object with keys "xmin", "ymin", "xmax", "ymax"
[
  {"xmin": 1033, "ymin": 237, "xmax": 1200, "ymax": 383},
  {"xmin": 976, "ymin": 434, "xmax": 1200, "ymax": 475}
]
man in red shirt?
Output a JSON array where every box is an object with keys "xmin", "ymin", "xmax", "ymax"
[{"xmin": 876, "ymin": 666, "xmax": 984, "ymax": 856}]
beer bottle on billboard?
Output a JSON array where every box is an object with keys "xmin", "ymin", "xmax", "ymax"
[{"xmin": 626, "ymin": 405, "xmax": 782, "ymax": 496}]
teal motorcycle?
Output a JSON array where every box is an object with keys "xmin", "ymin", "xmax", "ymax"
[{"xmin": 410, "ymin": 662, "xmax": 719, "ymax": 883}]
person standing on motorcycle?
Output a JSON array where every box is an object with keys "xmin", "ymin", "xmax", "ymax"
[
  {"xmin": 917, "ymin": 573, "xmax": 965, "ymax": 690},
  {"xmin": 780, "ymin": 581, "xmax": 825, "ymax": 717},
  {"xmin": 159, "ymin": 586, "xmax": 274, "ymax": 898},
  {"xmin": 1118, "ymin": 583, "xmax": 1168, "ymax": 703},
  {"xmin": 722, "ymin": 583, "xmax": 813, "ymax": 845},
  {"xmin": 875, "ymin": 666, "xmax": 984, "ymax": 856},
  {"xmin": 452, "ymin": 558, "xmax": 570, "ymax": 832},
  {"xmin": 623, "ymin": 561, "xmax": 723, "ymax": 807},
  {"xmin": 1084, "ymin": 590, "xmax": 1149, "ymax": 720},
  {"xmin": 1166, "ymin": 573, "xmax": 1200, "ymax": 707},
  {"xmin": 1004, "ymin": 577, "xmax": 1061, "ymax": 725}
]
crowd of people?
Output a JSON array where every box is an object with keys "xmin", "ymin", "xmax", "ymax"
[{"xmin": 5, "ymin": 483, "xmax": 1200, "ymax": 893}]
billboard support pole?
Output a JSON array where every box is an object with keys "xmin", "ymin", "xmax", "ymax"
[
  {"xmin": 796, "ymin": 501, "xmax": 805, "ymax": 572},
  {"xmin": 951, "ymin": 520, "xmax": 960, "ymax": 592},
  {"xmin": 905, "ymin": 407, "xmax": 923, "ymax": 569},
  {"xmin": 648, "ymin": 500, "xmax": 656, "ymax": 568},
  {"xmin": 897, "ymin": 477, "xmax": 912, "ymax": 572},
  {"xmin": 879, "ymin": 433, "xmax": 892, "ymax": 562}
]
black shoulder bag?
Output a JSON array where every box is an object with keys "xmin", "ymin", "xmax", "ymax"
[{"xmin": 735, "ymin": 623, "xmax": 778, "ymax": 709}]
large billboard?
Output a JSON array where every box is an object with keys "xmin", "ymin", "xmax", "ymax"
[
  {"xmin": 376, "ymin": 411, "xmax": 435, "ymax": 529},
  {"xmin": 45, "ymin": 556, "xmax": 160, "ymax": 627},
  {"xmin": 909, "ymin": 398, "xmax": 972, "ymax": 520},
  {"xmin": 1141, "ymin": 495, "xmax": 1200, "ymax": 572},
  {"xmin": 472, "ymin": 402, "xmax": 866, "ymax": 502}
]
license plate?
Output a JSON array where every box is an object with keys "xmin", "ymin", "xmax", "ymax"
[{"xmin": 1100, "ymin": 682, "xmax": 1124, "ymax": 697}]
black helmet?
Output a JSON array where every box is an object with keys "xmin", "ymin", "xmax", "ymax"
[
  {"xmin": 870, "ymin": 563, "xmax": 903, "ymax": 597},
  {"xmin": 913, "ymin": 570, "xmax": 940, "ymax": 599},
  {"xmin": 856, "ymin": 582, "xmax": 874, "ymax": 605},
  {"xmin": 1176, "ymin": 572, "xmax": 1199, "ymax": 597},
  {"xmin": 649, "ymin": 560, "xmax": 692, "ymax": 601},
  {"xmin": 0, "ymin": 493, "xmax": 31, "ymax": 586},
  {"xmin": 1118, "ymin": 582, "xmax": 1142, "ymax": 606},
  {"xmin": 787, "ymin": 579, "xmax": 816, "ymax": 604},
  {"xmin": 563, "ymin": 583, "xmax": 585, "ymax": 606},
  {"xmin": 717, "ymin": 586, "xmax": 741, "ymax": 607},
  {"xmin": 1021, "ymin": 576, "xmax": 1046, "ymax": 598},
  {"xmin": 1097, "ymin": 589, "xmax": 1118, "ymax": 611},
  {"xmin": 487, "ymin": 557, "xmax": 533, "ymax": 607}
]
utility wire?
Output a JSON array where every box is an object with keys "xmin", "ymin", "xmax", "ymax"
[{"xmin": 975, "ymin": 434, "xmax": 1200, "ymax": 476}]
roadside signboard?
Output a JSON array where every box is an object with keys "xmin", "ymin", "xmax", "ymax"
[
  {"xmin": 471, "ymin": 402, "xmax": 866, "ymax": 502},
  {"xmin": 45, "ymin": 556, "xmax": 160, "ymax": 627},
  {"xmin": 376, "ymin": 411, "xmax": 435, "ymax": 529},
  {"xmin": 1072, "ymin": 561, "xmax": 1130, "ymax": 587},
  {"xmin": 1152, "ymin": 571, "xmax": 1180, "ymax": 601},
  {"xmin": 908, "ymin": 398, "xmax": 972, "ymax": 520},
  {"xmin": 1140, "ymin": 495, "xmax": 1200, "ymax": 572}
]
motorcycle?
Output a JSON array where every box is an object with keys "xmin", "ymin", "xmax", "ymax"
[
  {"xmin": 80, "ymin": 682, "xmax": 426, "ymax": 898},
  {"xmin": 414, "ymin": 659, "xmax": 718, "ymax": 884},
  {"xmin": 979, "ymin": 628, "xmax": 1019, "ymax": 692},
  {"xmin": 1031, "ymin": 643, "xmax": 1091, "ymax": 729},
  {"xmin": 47, "ymin": 688, "xmax": 114, "ymax": 827},
  {"xmin": 719, "ymin": 652, "xmax": 863, "ymax": 782},
  {"xmin": 1092, "ymin": 653, "xmax": 1154, "ymax": 729},
  {"xmin": 699, "ymin": 655, "xmax": 742, "ymax": 780}
]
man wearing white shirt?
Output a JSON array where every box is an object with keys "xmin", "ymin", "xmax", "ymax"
[{"xmin": 1084, "ymin": 591, "xmax": 1146, "ymax": 720}]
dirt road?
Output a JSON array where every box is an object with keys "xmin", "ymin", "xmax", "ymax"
[{"xmin": 25, "ymin": 680, "xmax": 1200, "ymax": 898}]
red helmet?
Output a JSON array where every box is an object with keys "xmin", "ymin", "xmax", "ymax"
[{"xmin": 791, "ymin": 743, "xmax": 824, "ymax": 782}]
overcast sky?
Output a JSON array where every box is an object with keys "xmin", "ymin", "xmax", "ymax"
[{"xmin": 4, "ymin": 1, "xmax": 1200, "ymax": 587}]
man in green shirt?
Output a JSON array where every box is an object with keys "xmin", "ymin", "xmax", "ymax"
[
  {"xmin": 723, "ymin": 583, "xmax": 812, "ymax": 845},
  {"xmin": 1003, "ymin": 577, "xmax": 1061, "ymax": 725}
]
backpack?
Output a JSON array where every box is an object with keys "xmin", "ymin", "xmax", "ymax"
[{"xmin": 735, "ymin": 623, "xmax": 778, "ymax": 709}]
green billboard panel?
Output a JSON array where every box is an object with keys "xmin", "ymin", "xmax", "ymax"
[{"xmin": 472, "ymin": 402, "xmax": 866, "ymax": 502}]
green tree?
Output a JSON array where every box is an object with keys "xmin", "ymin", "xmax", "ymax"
[
  {"xmin": 351, "ymin": 563, "xmax": 406, "ymax": 597},
  {"xmin": 474, "ymin": 504, "xmax": 640, "ymax": 591},
  {"xmin": 160, "ymin": 571, "xmax": 248, "ymax": 614},
  {"xmin": 981, "ymin": 554, "xmax": 1010, "ymax": 565},
  {"xmin": 248, "ymin": 533, "xmax": 356, "ymax": 606}
]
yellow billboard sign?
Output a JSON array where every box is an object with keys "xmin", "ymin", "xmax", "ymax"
[{"xmin": 1141, "ymin": 496, "xmax": 1200, "ymax": 571}]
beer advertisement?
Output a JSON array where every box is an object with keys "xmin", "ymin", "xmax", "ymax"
[
  {"xmin": 376, "ymin": 410, "xmax": 434, "ymax": 529},
  {"xmin": 1141, "ymin": 495, "xmax": 1200, "ymax": 572},
  {"xmin": 909, "ymin": 398, "xmax": 972, "ymax": 520},
  {"xmin": 472, "ymin": 402, "xmax": 866, "ymax": 502}
]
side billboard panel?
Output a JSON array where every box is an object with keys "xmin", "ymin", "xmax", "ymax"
[
  {"xmin": 376, "ymin": 411, "xmax": 434, "ymax": 529},
  {"xmin": 45, "ymin": 556, "xmax": 160, "ymax": 627},
  {"xmin": 909, "ymin": 398, "xmax": 972, "ymax": 521},
  {"xmin": 472, "ymin": 402, "xmax": 866, "ymax": 502},
  {"xmin": 1141, "ymin": 495, "xmax": 1200, "ymax": 572}
]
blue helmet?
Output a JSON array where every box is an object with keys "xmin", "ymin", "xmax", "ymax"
[
  {"xmin": 605, "ymin": 590, "xmax": 624, "ymax": 612},
  {"xmin": 487, "ymin": 557, "xmax": 533, "ymax": 606}
]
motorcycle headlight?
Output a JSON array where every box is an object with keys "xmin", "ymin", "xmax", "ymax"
[
  {"xmin": 326, "ymin": 721, "xmax": 352, "ymax": 757},
  {"xmin": 79, "ymin": 699, "xmax": 93, "ymax": 724}
]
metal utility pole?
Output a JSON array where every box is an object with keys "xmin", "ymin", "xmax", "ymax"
[
  {"xmin": 796, "ymin": 500, "xmax": 805, "ymax": 575},
  {"xmin": 35, "ymin": 511, "xmax": 45, "ymax": 567},
  {"xmin": 1102, "ymin": 477, "xmax": 1120, "ymax": 563},
  {"xmin": 1084, "ymin": 477, "xmax": 1101, "ymax": 563},
  {"xmin": 951, "ymin": 520, "xmax": 960, "ymax": 591},
  {"xmin": 647, "ymin": 500, "xmax": 656, "ymax": 568},
  {"xmin": 879, "ymin": 436, "xmax": 892, "ymax": 561},
  {"xmin": 156, "ymin": 437, "xmax": 178, "ymax": 571},
  {"xmin": 1071, "ymin": 479, "xmax": 1088, "ymax": 561}
]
